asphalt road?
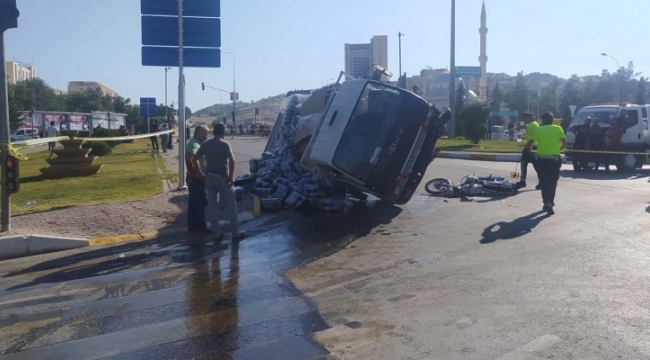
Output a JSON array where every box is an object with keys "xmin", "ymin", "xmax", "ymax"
[{"xmin": 1, "ymin": 152, "xmax": 649, "ymax": 359}]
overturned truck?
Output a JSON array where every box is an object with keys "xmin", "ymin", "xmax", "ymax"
[{"xmin": 244, "ymin": 72, "xmax": 451, "ymax": 212}]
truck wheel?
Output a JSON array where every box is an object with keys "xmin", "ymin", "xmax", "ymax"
[
  {"xmin": 634, "ymin": 155, "xmax": 646, "ymax": 168},
  {"xmin": 615, "ymin": 154, "xmax": 636, "ymax": 172},
  {"xmin": 572, "ymin": 160, "xmax": 581, "ymax": 172}
]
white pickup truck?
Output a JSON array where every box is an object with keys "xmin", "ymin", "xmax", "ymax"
[{"xmin": 565, "ymin": 104, "xmax": 650, "ymax": 171}]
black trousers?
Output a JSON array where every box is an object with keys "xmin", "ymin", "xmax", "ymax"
[
  {"xmin": 520, "ymin": 148, "xmax": 538, "ymax": 181},
  {"xmin": 537, "ymin": 157, "xmax": 562, "ymax": 206},
  {"xmin": 150, "ymin": 136, "xmax": 159, "ymax": 150}
]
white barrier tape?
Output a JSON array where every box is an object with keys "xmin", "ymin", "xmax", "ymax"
[{"xmin": 11, "ymin": 130, "xmax": 175, "ymax": 147}]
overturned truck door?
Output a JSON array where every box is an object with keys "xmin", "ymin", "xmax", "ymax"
[{"xmin": 302, "ymin": 79, "xmax": 449, "ymax": 205}]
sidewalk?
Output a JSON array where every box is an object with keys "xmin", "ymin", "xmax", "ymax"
[{"xmin": 8, "ymin": 147, "xmax": 187, "ymax": 241}]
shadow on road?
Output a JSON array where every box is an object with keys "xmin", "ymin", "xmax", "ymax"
[
  {"xmin": 479, "ymin": 210, "xmax": 548, "ymax": 244},
  {"xmin": 2, "ymin": 196, "xmax": 401, "ymax": 291}
]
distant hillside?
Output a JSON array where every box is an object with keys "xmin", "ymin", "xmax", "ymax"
[{"xmin": 191, "ymin": 94, "xmax": 285, "ymax": 125}]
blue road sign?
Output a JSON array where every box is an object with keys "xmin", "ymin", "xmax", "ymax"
[
  {"xmin": 141, "ymin": 0, "xmax": 220, "ymax": 18},
  {"xmin": 142, "ymin": 47, "xmax": 221, "ymax": 68},
  {"xmin": 141, "ymin": 16, "xmax": 221, "ymax": 48},
  {"xmin": 455, "ymin": 66, "xmax": 482, "ymax": 78},
  {"xmin": 140, "ymin": 97, "xmax": 157, "ymax": 118},
  {"xmin": 140, "ymin": 0, "xmax": 221, "ymax": 68}
]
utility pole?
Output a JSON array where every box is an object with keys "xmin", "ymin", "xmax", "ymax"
[
  {"xmin": 165, "ymin": 67, "xmax": 171, "ymax": 121},
  {"xmin": 177, "ymin": 0, "xmax": 187, "ymax": 190},
  {"xmin": 448, "ymin": 0, "xmax": 457, "ymax": 137},
  {"xmin": 0, "ymin": 0, "xmax": 20, "ymax": 232},
  {"xmin": 398, "ymin": 32, "xmax": 405, "ymax": 87}
]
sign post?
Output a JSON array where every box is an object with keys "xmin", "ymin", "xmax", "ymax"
[
  {"xmin": 141, "ymin": 0, "xmax": 221, "ymax": 191},
  {"xmin": 0, "ymin": 0, "xmax": 19, "ymax": 232},
  {"xmin": 140, "ymin": 97, "xmax": 156, "ymax": 134}
]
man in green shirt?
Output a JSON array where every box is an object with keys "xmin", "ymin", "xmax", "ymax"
[
  {"xmin": 185, "ymin": 125, "xmax": 209, "ymax": 233},
  {"xmin": 528, "ymin": 112, "xmax": 566, "ymax": 216},
  {"xmin": 513, "ymin": 112, "xmax": 540, "ymax": 189}
]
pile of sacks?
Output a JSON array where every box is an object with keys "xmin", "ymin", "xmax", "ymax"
[{"xmin": 248, "ymin": 93, "xmax": 348, "ymax": 212}]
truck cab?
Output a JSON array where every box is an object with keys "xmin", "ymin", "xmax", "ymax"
[{"xmin": 302, "ymin": 78, "xmax": 449, "ymax": 204}]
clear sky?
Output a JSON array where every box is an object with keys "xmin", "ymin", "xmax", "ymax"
[{"xmin": 6, "ymin": 0, "xmax": 649, "ymax": 112}]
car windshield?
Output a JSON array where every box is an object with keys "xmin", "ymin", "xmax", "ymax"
[
  {"xmin": 569, "ymin": 107, "xmax": 618, "ymax": 127},
  {"xmin": 332, "ymin": 83, "xmax": 403, "ymax": 183}
]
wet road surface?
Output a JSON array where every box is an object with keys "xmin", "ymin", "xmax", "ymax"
[{"xmin": 0, "ymin": 199, "xmax": 400, "ymax": 359}]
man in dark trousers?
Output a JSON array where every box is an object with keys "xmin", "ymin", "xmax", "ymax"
[
  {"xmin": 605, "ymin": 117, "xmax": 625, "ymax": 172},
  {"xmin": 149, "ymin": 120, "xmax": 159, "ymax": 151},
  {"xmin": 192, "ymin": 123, "xmax": 246, "ymax": 241},
  {"xmin": 513, "ymin": 112, "xmax": 540, "ymax": 189},
  {"xmin": 528, "ymin": 112, "xmax": 566, "ymax": 216},
  {"xmin": 185, "ymin": 125, "xmax": 209, "ymax": 234}
]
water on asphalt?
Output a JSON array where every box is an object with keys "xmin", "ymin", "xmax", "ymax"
[{"xmin": 0, "ymin": 200, "xmax": 402, "ymax": 359}]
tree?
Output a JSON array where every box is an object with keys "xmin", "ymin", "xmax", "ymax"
[
  {"xmin": 504, "ymin": 72, "xmax": 530, "ymax": 116},
  {"xmin": 7, "ymin": 84, "xmax": 25, "ymax": 131},
  {"xmin": 454, "ymin": 80, "xmax": 466, "ymax": 136},
  {"xmin": 636, "ymin": 77, "xmax": 647, "ymax": 105},
  {"xmin": 10, "ymin": 78, "xmax": 61, "ymax": 111},
  {"xmin": 490, "ymin": 83, "xmax": 503, "ymax": 112},
  {"xmin": 459, "ymin": 103, "xmax": 491, "ymax": 144}
]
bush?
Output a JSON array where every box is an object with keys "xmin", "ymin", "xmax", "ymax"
[
  {"xmin": 458, "ymin": 103, "xmax": 491, "ymax": 144},
  {"xmin": 82, "ymin": 141, "xmax": 112, "ymax": 156},
  {"xmin": 92, "ymin": 128, "xmax": 121, "ymax": 148}
]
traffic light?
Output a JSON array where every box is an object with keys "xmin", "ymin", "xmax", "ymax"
[
  {"xmin": 0, "ymin": 0, "xmax": 19, "ymax": 32},
  {"xmin": 255, "ymin": 107, "xmax": 259, "ymax": 115},
  {"xmin": 201, "ymin": 82, "xmax": 205, "ymax": 91},
  {"xmin": 5, "ymin": 155, "xmax": 19, "ymax": 194}
]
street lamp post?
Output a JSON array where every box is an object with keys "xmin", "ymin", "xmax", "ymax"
[
  {"xmin": 398, "ymin": 32, "xmax": 405, "ymax": 87},
  {"xmin": 164, "ymin": 67, "xmax": 171, "ymax": 121},
  {"xmin": 448, "ymin": 0, "xmax": 457, "ymax": 137},
  {"xmin": 601, "ymin": 53, "xmax": 620, "ymax": 103},
  {"xmin": 321, "ymin": 78, "xmax": 334, "ymax": 87},
  {"xmin": 221, "ymin": 51, "xmax": 236, "ymax": 131}
]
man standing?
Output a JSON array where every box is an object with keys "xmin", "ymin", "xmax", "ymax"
[
  {"xmin": 529, "ymin": 112, "xmax": 566, "ymax": 216},
  {"xmin": 185, "ymin": 125, "xmax": 209, "ymax": 234},
  {"xmin": 605, "ymin": 118, "xmax": 625, "ymax": 172},
  {"xmin": 46, "ymin": 121, "xmax": 59, "ymax": 158},
  {"xmin": 149, "ymin": 120, "xmax": 159, "ymax": 151},
  {"xmin": 486, "ymin": 118, "xmax": 493, "ymax": 140},
  {"xmin": 192, "ymin": 123, "xmax": 246, "ymax": 241},
  {"xmin": 513, "ymin": 112, "xmax": 540, "ymax": 189}
]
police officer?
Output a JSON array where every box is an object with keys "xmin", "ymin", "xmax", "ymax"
[
  {"xmin": 527, "ymin": 112, "xmax": 566, "ymax": 216},
  {"xmin": 513, "ymin": 112, "xmax": 540, "ymax": 189}
]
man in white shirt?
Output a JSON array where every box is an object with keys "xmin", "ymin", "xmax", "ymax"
[{"xmin": 46, "ymin": 121, "xmax": 59, "ymax": 158}]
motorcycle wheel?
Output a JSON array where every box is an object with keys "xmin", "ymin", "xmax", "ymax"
[{"xmin": 425, "ymin": 178, "xmax": 454, "ymax": 196}]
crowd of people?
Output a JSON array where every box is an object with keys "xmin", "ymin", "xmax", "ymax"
[
  {"xmin": 148, "ymin": 120, "xmax": 175, "ymax": 153},
  {"xmin": 569, "ymin": 116, "xmax": 625, "ymax": 172}
]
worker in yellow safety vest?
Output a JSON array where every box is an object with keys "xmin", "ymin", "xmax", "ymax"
[
  {"xmin": 513, "ymin": 112, "xmax": 540, "ymax": 189},
  {"xmin": 527, "ymin": 112, "xmax": 566, "ymax": 216}
]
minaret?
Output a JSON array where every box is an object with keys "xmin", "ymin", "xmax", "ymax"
[{"xmin": 478, "ymin": 1, "xmax": 488, "ymax": 101}]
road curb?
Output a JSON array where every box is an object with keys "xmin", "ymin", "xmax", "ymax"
[
  {"xmin": 436, "ymin": 151, "xmax": 521, "ymax": 162},
  {"xmin": 0, "ymin": 234, "xmax": 89, "ymax": 261},
  {"xmin": 88, "ymin": 229, "xmax": 184, "ymax": 246}
]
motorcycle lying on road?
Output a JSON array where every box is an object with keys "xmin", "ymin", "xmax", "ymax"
[{"xmin": 425, "ymin": 174, "xmax": 519, "ymax": 198}]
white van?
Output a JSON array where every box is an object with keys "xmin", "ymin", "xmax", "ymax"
[{"xmin": 10, "ymin": 128, "xmax": 40, "ymax": 142}]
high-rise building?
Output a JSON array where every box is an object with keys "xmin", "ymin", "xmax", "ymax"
[
  {"xmin": 5, "ymin": 60, "xmax": 37, "ymax": 84},
  {"xmin": 344, "ymin": 35, "xmax": 388, "ymax": 79}
]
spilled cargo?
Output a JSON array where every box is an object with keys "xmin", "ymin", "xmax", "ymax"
[{"xmin": 238, "ymin": 70, "xmax": 451, "ymax": 212}]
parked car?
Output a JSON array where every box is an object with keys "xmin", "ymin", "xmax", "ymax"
[{"xmin": 10, "ymin": 128, "xmax": 40, "ymax": 142}]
